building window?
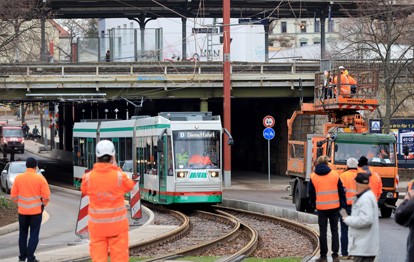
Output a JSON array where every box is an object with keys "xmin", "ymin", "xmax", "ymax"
[
  {"xmin": 300, "ymin": 21, "xmax": 307, "ymax": 33},
  {"xmin": 300, "ymin": 41, "xmax": 307, "ymax": 46},
  {"xmin": 281, "ymin": 22, "xmax": 287, "ymax": 33},
  {"xmin": 328, "ymin": 20, "xmax": 334, "ymax": 32},
  {"xmin": 314, "ymin": 20, "xmax": 320, "ymax": 33}
]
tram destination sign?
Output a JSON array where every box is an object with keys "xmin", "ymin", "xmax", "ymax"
[{"xmin": 177, "ymin": 130, "xmax": 216, "ymax": 139}]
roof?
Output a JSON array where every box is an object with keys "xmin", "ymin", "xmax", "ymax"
[
  {"xmin": 48, "ymin": 19, "xmax": 71, "ymax": 38},
  {"xmin": 48, "ymin": 0, "xmax": 410, "ymax": 19}
]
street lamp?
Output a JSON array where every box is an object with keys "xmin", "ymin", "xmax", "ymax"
[
  {"xmin": 104, "ymin": 108, "xmax": 108, "ymax": 119},
  {"xmin": 114, "ymin": 108, "xmax": 119, "ymax": 119}
]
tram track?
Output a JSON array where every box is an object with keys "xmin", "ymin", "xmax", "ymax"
[
  {"xmin": 130, "ymin": 203, "xmax": 319, "ymax": 261},
  {"xmin": 214, "ymin": 206, "xmax": 320, "ymax": 260},
  {"xmin": 131, "ymin": 203, "xmax": 250, "ymax": 261}
]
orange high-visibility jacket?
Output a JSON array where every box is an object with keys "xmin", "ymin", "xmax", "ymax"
[
  {"xmin": 333, "ymin": 73, "xmax": 357, "ymax": 95},
  {"xmin": 339, "ymin": 169, "xmax": 358, "ymax": 205},
  {"xmin": 188, "ymin": 154, "xmax": 212, "ymax": 165},
  {"xmin": 81, "ymin": 163, "xmax": 134, "ymax": 238},
  {"xmin": 311, "ymin": 170, "xmax": 341, "ymax": 210},
  {"xmin": 11, "ymin": 168, "xmax": 50, "ymax": 215},
  {"xmin": 358, "ymin": 166, "xmax": 383, "ymax": 201}
]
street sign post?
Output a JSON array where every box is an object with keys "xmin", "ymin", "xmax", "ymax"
[{"xmin": 263, "ymin": 126, "xmax": 275, "ymax": 185}]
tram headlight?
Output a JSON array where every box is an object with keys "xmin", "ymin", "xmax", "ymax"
[
  {"xmin": 176, "ymin": 171, "xmax": 188, "ymax": 178},
  {"xmin": 209, "ymin": 171, "xmax": 219, "ymax": 178}
]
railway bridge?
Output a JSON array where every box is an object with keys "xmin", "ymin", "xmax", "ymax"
[{"xmin": 0, "ymin": 61, "xmax": 319, "ymax": 175}]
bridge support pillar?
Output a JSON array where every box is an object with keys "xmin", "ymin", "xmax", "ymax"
[{"xmin": 200, "ymin": 98, "xmax": 208, "ymax": 112}]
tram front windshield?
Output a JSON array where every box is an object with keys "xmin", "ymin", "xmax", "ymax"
[{"xmin": 173, "ymin": 130, "xmax": 220, "ymax": 169}]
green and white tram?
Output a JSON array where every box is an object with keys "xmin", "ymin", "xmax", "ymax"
[{"xmin": 72, "ymin": 112, "xmax": 233, "ymax": 205}]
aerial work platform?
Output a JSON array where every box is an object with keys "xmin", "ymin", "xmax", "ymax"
[{"xmin": 313, "ymin": 69, "xmax": 379, "ymax": 112}]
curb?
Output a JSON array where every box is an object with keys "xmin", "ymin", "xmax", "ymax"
[
  {"xmin": 222, "ymin": 198, "xmax": 318, "ymax": 224},
  {"xmin": 0, "ymin": 211, "xmax": 50, "ymax": 236}
]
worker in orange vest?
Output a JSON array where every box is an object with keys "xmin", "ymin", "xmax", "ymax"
[
  {"xmin": 11, "ymin": 157, "xmax": 50, "ymax": 262},
  {"xmin": 333, "ymin": 66, "xmax": 357, "ymax": 96},
  {"xmin": 338, "ymin": 158, "xmax": 359, "ymax": 259},
  {"xmin": 81, "ymin": 140, "xmax": 134, "ymax": 262},
  {"xmin": 188, "ymin": 154, "xmax": 212, "ymax": 166},
  {"xmin": 358, "ymin": 156, "xmax": 383, "ymax": 201},
  {"xmin": 308, "ymin": 155, "xmax": 347, "ymax": 262}
]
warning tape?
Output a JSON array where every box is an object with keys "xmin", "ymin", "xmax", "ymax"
[{"xmin": 338, "ymin": 105, "xmax": 375, "ymax": 110}]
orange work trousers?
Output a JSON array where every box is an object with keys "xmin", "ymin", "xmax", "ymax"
[{"xmin": 89, "ymin": 229, "xmax": 129, "ymax": 262}]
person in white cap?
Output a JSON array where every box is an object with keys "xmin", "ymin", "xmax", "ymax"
[
  {"xmin": 81, "ymin": 140, "xmax": 134, "ymax": 262},
  {"xmin": 341, "ymin": 172, "xmax": 379, "ymax": 262},
  {"xmin": 333, "ymin": 66, "xmax": 357, "ymax": 96}
]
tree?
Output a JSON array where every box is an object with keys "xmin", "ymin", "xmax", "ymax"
[
  {"xmin": 0, "ymin": 0, "xmax": 49, "ymax": 63},
  {"xmin": 330, "ymin": 0, "xmax": 414, "ymax": 133}
]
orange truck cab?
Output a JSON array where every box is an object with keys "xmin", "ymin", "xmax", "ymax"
[{"xmin": 0, "ymin": 125, "xmax": 25, "ymax": 153}]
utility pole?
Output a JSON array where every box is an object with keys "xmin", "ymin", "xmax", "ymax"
[{"xmin": 223, "ymin": 0, "xmax": 232, "ymax": 187}]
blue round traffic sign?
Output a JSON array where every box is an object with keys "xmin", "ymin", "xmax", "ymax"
[{"xmin": 263, "ymin": 127, "xmax": 275, "ymax": 140}]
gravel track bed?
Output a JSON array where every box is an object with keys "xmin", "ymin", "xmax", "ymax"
[
  {"xmin": 132, "ymin": 212, "xmax": 233, "ymax": 257},
  {"xmin": 199, "ymin": 230, "xmax": 251, "ymax": 256},
  {"xmin": 224, "ymin": 210, "xmax": 315, "ymax": 258},
  {"xmin": 150, "ymin": 208, "xmax": 182, "ymax": 226}
]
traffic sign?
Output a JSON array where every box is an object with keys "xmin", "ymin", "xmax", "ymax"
[
  {"xmin": 263, "ymin": 127, "xmax": 275, "ymax": 140},
  {"xmin": 263, "ymin": 115, "xmax": 275, "ymax": 128}
]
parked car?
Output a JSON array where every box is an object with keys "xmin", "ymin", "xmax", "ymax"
[{"xmin": 0, "ymin": 161, "xmax": 44, "ymax": 194}]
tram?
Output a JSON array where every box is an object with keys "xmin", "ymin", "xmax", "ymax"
[{"xmin": 72, "ymin": 112, "xmax": 233, "ymax": 205}]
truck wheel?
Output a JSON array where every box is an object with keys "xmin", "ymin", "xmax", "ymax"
[
  {"xmin": 294, "ymin": 185, "xmax": 306, "ymax": 212},
  {"xmin": 381, "ymin": 206, "xmax": 392, "ymax": 218}
]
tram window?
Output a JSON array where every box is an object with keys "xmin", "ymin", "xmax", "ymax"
[
  {"xmin": 152, "ymin": 136, "xmax": 158, "ymax": 173},
  {"xmin": 146, "ymin": 136, "xmax": 152, "ymax": 173},
  {"xmin": 167, "ymin": 137, "xmax": 173, "ymax": 176},
  {"xmin": 136, "ymin": 138, "xmax": 145, "ymax": 178},
  {"xmin": 118, "ymin": 137, "xmax": 132, "ymax": 168},
  {"xmin": 73, "ymin": 138, "xmax": 86, "ymax": 167}
]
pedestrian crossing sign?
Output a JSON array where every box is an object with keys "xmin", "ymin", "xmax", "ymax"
[{"xmin": 371, "ymin": 121, "xmax": 381, "ymax": 131}]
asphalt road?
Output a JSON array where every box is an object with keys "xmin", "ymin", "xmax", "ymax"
[{"xmin": 0, "ymin": 186, "xmax": 81, "ymax": 260}]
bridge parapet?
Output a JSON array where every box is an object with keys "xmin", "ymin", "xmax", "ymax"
[{"xmin": 0, "ymin": 62, "xmax": 319, "ymax": 100}]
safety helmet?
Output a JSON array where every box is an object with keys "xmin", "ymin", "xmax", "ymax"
[
  {"xmin": 96, "ymin": 140, "xmax": 116, "ymax": 157},
  {"xmin": 339, "ymin": 66, "xmax": 345, "ymax": 70}
]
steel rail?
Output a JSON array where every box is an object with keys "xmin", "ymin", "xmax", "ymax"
[{"xmin": 214, "ymin": 205, "xmax": 320, "ymax": 261}]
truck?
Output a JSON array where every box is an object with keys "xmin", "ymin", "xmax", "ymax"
[
  {"xmin": 0, "ymin": 125, "xmax": 25, "ymax": 154},
  {"xmin": 286, "ymin": 68, "xmax": 398, "ymax": 218}
]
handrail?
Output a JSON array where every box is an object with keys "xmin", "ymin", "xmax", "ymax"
[{"xmin": 0, "ymin": 61, "xmax": 320, "ymax": 77}]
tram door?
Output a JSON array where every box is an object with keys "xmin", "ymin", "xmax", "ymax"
[
  {"xmin": 86, "ymin": 138, "xmax": 95, "ymax": 169},
  {"xmin": 158, "ymin": 135, "xmax": 167, "ymax": 203}
]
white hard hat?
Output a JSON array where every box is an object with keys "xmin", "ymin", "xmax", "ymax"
[
  {"xmin": 339, "ymin": 66, "xmax": 345, "ymax": 70},
  {"xmin": 96, "ymin": 140, "xmax": 116, "ymax": 157},
  {"xmin": 346, "ymin": 158, "xmax": 358, "ymax": 168}
]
